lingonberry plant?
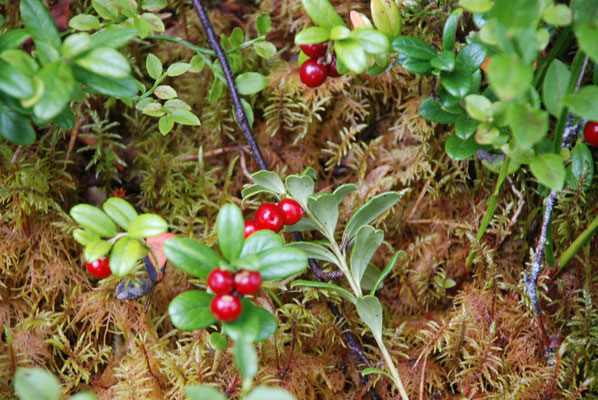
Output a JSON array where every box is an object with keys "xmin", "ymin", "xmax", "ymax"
[{"xmin": 243, "ymin": 168, "xmax": 409, "ymax": 399}]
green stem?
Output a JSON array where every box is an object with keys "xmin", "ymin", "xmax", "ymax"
[
  {"xmin": 374, "ymin": 336, "xmax": 409, "ymax": 400},
  {"xmin": 557, "ymin": 213, "xmax": 598, "ymax": 275},
  {"xmin": 466, "ymin": 157, "xmax": 511, "ymax": 272},
  {"xmin": 545, "ymin": 222, "xmax": 556, "ymax": 267},
  {"xmin": 225, "ymin": 36, "xmax": 265, "ymax": 54},
  {"xmin": 533, "ymin": 26, "xmax": 573, "ymax": 90}
]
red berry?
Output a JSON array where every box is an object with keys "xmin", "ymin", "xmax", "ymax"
[
  {"xmin": 327, "ymin": 56, "xmax": 341, "ymax": 78},
  {"xmin": 207, "ymin": 268, "xmax": 235, "ymax": 294},
  {"xmin": 299, "ymin": 43, "xmax": 327, "ymax": 59},
  {"xmin": 244, "ymin": 220, "xmax": 259, "ymax": 239},
  {"xmin": 255, "ymin": 203, "xmax": 284, "ymax": 232},
  {"xmin": 86, "ymin": 258, "xmax": 111, "ymax": 279},
  {"xmin": 234, "ymin": 270, "xmax": 263, "ymax": 295},
  {"xmin": 210, "ymin": 294, "xmax": 242, "ymax": 322},
  {"xmin": 278, "ymin": 198, "xmax": 304, "ymax": 225},
  {"xmin": 300, "ymin": 59, "xmax": 328, "ymax": 88},
  {"xmin": 584, "ymin": 121, "xmax": 598, "ymax": 147}
]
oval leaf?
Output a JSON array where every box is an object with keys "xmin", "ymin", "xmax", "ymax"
[
  {"xmin": 70, "ymin": 204, "xmax": 117, "ymax": 237},
  {"xmin": 240, "ymin": 229, "xmax": 284, "ymax": 258},
  {"xmin": 257, "ymin": 247, "xmax": 308, "ymax": 280},
  {"xmin": 343, "ymin": 191, "xmax": 403, "ymax": 241},
  {"xmin": 110, "ymin": 236, "xmax": 145, "ymax": 276},
  {"xmin": 291, "ymin": 279, "xmax": 357, "ymax": 304},
  {"xmin": 168, "ymin": 290, "xmax": 216, "ymax": 330},
  {"xmin": 127, "ymin": 214, "xmax": 168, "ymax": 238},
  {"xmin": 235, "ymin": 72, "xmax": 267, "ymax": 95},
  {"xmin": 356, "ymin": 295, "xmax": 384, "ymax": 341},
  {"xmin": 217, "ymin": 203, "xmax": 245, "ymax": 262},
  {"xmin": 164, "ymin": 237, "xmax": 225, "ymax": 279},
  {"xmin": 103, "ymin": 197, "xmax": 138, "ymax": 230}
]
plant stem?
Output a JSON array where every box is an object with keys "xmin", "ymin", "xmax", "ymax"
[
  {"xmin": 557, "ymin": 213, "xmax": 598, "ymax": 275},
  {"xmin": 465, "ymin": 156, "xmax": 510, "ymax": 273},
  {"xmin": 374, "ymin": 336, "xmax": 409, "ymax": 400}
]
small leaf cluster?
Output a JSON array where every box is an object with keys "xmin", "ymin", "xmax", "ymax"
[
  {"xmin": 14, "ymin": 367, "xmax": 97, "ymax": 400},
  {"xmin": 70, "ymin": 197, "xmax": 168, "ymax": 276},
  {"xmin": 0, "ymin": 0, "xmax": 140, "ymax": 145},
  {"xmin": 294, "ymin": 0, "xmax": 399, "ymax": 74}
]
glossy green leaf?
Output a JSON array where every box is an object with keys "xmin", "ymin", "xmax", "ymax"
[
  {"xmin": 487, "ymin": 54, "xmax": 533, "ymax": 101},
  {"xmin": 445, "ymin": 134, "xmax": 480, "ymax": 160},
  {"xmin": 102, "ymin": 198, "xmax": 138, "ymax": 230},
  {"xmin": 217, "ymin": 203, "xmax": 245, "ymax": 262},
  {"xmin": 398, "ymin": 55, "xmax": 432, "ymax": 75},
  {"xmin": 240, "ymin": 229, "xmax": 283, "ymax": 258},
  {"xmin": 234, "ymin": 340, "xmax": 257, "ymax": 379},
  {"xmin": 475, "ymin": 123, "xmax": 500, "ymax": 145},
  {"xmin": 83, "ymin": 239, "xmax": 112, "ymax": 262},
  {"xmin": 164, "ymin": 237, "xmax": 225, "ymax": 278},
  {"xmin": 430, "ymin": 51, "xmax": 455, "ymax": 71},
  {"xmin": 291, "ymin": 279, "xmax": 357, "ymax": 304},
  {"xmin": 370, "ymin": 0, "xmax": 401, "ymax": 38},
  {"xmin": 575, "ymin": 24, "xmax": 598, "ymax": 63},
  {"xmin": 127, "ymin": 214, "xmax": 167, "ymax": 238},
  {"xmin": 356, "ymin": 295, "xmax": 383, "ymax": 341},
  {"xmin": 69, "ymin": 14, "xmax": 101, "ymax": 31},
  {"xmin": 456, "ymin": 43, "xmax": 486, "ymax": 72},
  {"xmin": 455, "ymin": 113, "xmax": 478, "ymax": 139},
  {"xmin": 222, "ymin": 299, "xmax": 261, "ymax": 342},
  {"xmin": 20, "ymin": 0, "xmax": 60, "ymax": 51},
  {"xmin": 73, "ymin": 66, "xmax": 138, "ymax": 98},
  {"xmin": 563, "ymin": 85, "xmax": 598, "ymax": 120},
  {"xmin": 334, "ymin": 38, "xmax": 367, "ymax": 73},
  {"xmin": 250, "ymin": 170, "xmax": 286, "ymax": 195},
  {"xmin": 170, "ymin": 109, "xmax": 200, "ymax": 126},
  {"xmin": 185, "ymin": 385, "xmax": 226, "ymax": 400},
  {"xmin": 464, "ymin": 94, "xmax": 492, "ymax": 122},
  {"xmin": 350, "ymin": 225, "xmax": 384, "ymax": 285},
  {"xmin": 542, "ymin": 59, "xmax": 571, "ymax": 117},
  {"xmin": 73, "ymin": 229, "xmax": 98, "ymax": 246},
  {"xmin": 301, "ymin": 0, "xmax": 344, "ymax": 29},
  {"xmin": 90, "ymin": 27, "xmax": 138, "ymax": 49},
  {"xmin": 0, "ymin": 104, "xmax": 35, "ymax": 145},
  {"xmin": 333, "ymin": 183, "xmax": 358, "ymax": 205},
  {"xmin": 330, "ymin": 26, "xmax": 350, "ymax": 40},
  {"xmin": 62, "ymin": 33, "xmax": 92, "ymax": 59},
  {"xmin": 14, "ymin": 368, "xmax": 60, "ymax": 400},
  {"xmin": 370, "ymin": 251, "xmax": 404, "ymax": 295},
  {"xmin": 0, "ymin": 30, "xmax": 30, "ymax": 52},
  {"xmin": 245, "ymin": 387, "xmax": 296, "ymax": 400},
  {"xmin": 419, "ymin": 97, "xmax": 459, "ymax": 124},
  {"xmin": 34, "ymin": 61, "xmax": 74, "ymax": 122},
  {"xmin": 507, "ymin": 104, "xmax": 548, "ymax": 149},
  {"xmin": 543, "ymin": 4, "xmax": 573, "ymax": 26},
  {"xmin": 530, "ymin": 153, "xmax": 565, "ymax": 190},
  {"xmin": 286, "ymin": 242, "xmax": 338, "ymax": 265},
  {"xmin": 0, "ymin": 61, "xmax": 34, "ymax": 99},
  {"xmin": 285, "ymin": 174, "xmax": 315, "ymax": 207},
  {"xmin": 392, "ymin": 36, "xmax": 437, "ymax": 60},
  {"xmin": 256, "ymin": 14, "xmax": 272, "ymax": 36},
  {"xmin": 235, "ymin": 72, "xmax": 268, "ymax": 95},
  {"xmin": 458, "ymin": 0, "xmax": 492, "ymax": 13},
  {"xmin": 168, "ymin": 290, "xmax": 215, "ymax": 330},
  {"xmin": 70, "ymin": 204, "xmax": 117, "ymax": 237},
  {"xmin": 441, "ymin": 68, "xmax": 471, "ymax": 98},
  {"xmin": 351, "ymin": 28, "xmax": 389, "ymax": 54},
  {"xmin": 443, "ymin": 8, "xmax": 462, "ymax": 50},
  {"xmin": 146, "ymin": 53, "xmax": 162, "ymax": 80},
  {"xmin": 568, "ymin": 141, "xmax": 594, "ymax": 191},
  {"xmin": 257, "ymin": 247, "xmax": 308, "ymax": 280},
  {"xmin": 209, "ymin": 332, "xmax": 228, "ymax": 350},
  {"xmin": 308, "ymin": 193, "xmax": 338, "ymax": 237},
  {"xmin": 343, "ymin": 191, "xmax": 403, "ymax": 241},
  {"xmin": 0, "ymin": 50, "xmax": 38, "ymax": 76},
  {"xmin": 109, "ymin": 236, "xmax": 145, "ymax": 276}
]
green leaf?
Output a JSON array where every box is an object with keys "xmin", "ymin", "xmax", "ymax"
[
  {"xmin": 250, "ymin": 170, "xmax": 286, "ymax": 195},
  {"xmin": 240, "ymin": 98, "xmax": 254, "ymax": 127},
  {"xmin": 343, "ymin": 191, "xmax": 403, "ymax": 241},
  {"xmin": 0, "ymin": 30, "xmax": 31, "ymax": 52},
  {"xmin": 154, "ymin": 85, "xmax": 177, "ymax": 100},
  {"xmin": 34, "ymin": 61, "xmax": 74, "ymax": 122},
  {"xmin": 170, "ymin": 109, "xmax": 201, "ymax": 126},
  {"xmin": 217, "ymin": 204, "xmax": 245, "ymax": 262},
  {"xmin": 285, "ymin": 175, "xmax": 315, "ymax": 208},
  {"xmin": 464, "ymin": 94, "xmax": 492, "ymax": 122},
  {"xmin": 158, "ymin": 116, "xmax": 174, "ymax": 134},
  {"xmin": 102, "ymin": 198, "xmax": 138, "ymax": 230},
  {"xmin": 109, "ymin": 236, "xmax": 145, "ymax": 276},
  {"xmin": 576, "ymin": 24, "xmax": 598, "ymax": 64},
  {"xmin": 419, "ymin": 97, "xmax": 459, "ymax": 124},
  {"xmin": 245, "ymin": 387, "xmax": 296, "ymax": 400},
  {"xmin": 62, "ymin": 33, "xmax": 92, "ymax": 59},
  {"xmin": 166, "ymin": 62, "xmax": 191, "ymax": 77},
  {"xmin": 168, "ymin": 290, "xmax": 216, "ymax": 330},
  {"xmin": 308, "ymin": 193, "xmax": 338, "ymax": 237},
  {"xmin": 253, "ymin": 41, "xmax": 277, "ymax": 59},
  {"xmin": 563, "ymin": 85, "xmax": 598, "ymax": 120},
  {"xmin": 443, "ymin": 8, "xmax": 463, "ymax": 50},
  {"xmin": 141, "ymin": 0, "xmax": 167, "ymax": 11},
  {"xmin": 53, "ymin": 107, "xmax": 75, "ymax": 131},
  {"xmin": 141, "ymin": 13, "xmax": 165, "ymax": 33},
  {"xmin": 69, "ymin": 393, "xmax": 98, "ymax": 400},
  {"xmin": 221, "ymin": 298, "xmax": 259, "ymax": 341},
  {"xmin": 146, "ymin": 53, "xmax": 163, "ymax": 80},
  {"xmin": 301, "ymin": 0, "xmax": 345, "ymax": 29},
  {"xmin": 356, "ymin": 295, "xmax": 383, "ymax": 341},
  {"xmin": 492, "ymin": 0, "xmax": 543, "ymax": 28},
  {"xmin": 286, "ymin": 242, "xmax": 338, "ymax": 265},
  {"xmin": 445, "ymin": 134, "xmax": 480, "ymax": 160},
  {"xmin": 73, "ymin": 229, "xmax": 98, "ymax": 246},
  {"xmin": 487, "ymin": 54, "xmax": 533, "ymax": 101},
  {"xmin": 90, "ymin": 27, "xmax": 138, "ymax": 49},
  {"xmin": 83, "ymin": 239, "xmax": 112, "ymax": 262},
  {"xmin": 333, "ymin": 183, "xmax": 358, "ymax": 205},
  {"xmin": 458, "ymin": 0, "xmax": 492, "ymax": 13},
  {"xmin": 350, "ymin": 225, "xmax": 384, "ymax": 285},
  {"xmin": 20, "ymin": 0, "xmax": 60, "ymax": 52},
  {"xmin": 257, "ymin": 247, "xmax": 308, "ymax": 280},
  {"xmin": 529, "ymin": 153, "xmax": 565, "ymax": 190},
  {"xmin": 441, "ymin": 68, "xmax": 471, "ymax": 98},
  {"xmin": 398, "ymin": 55, "xmax": 432, "ymax": 75},
  {"xmin": 392, "ymin": 36, "xmax": 437, "ymax": 60},
  {"xmin": 0, "ymin": 61, "xmax": 34, "ymax": 99},
  {"xmin": 164, "ymin": 237, "xmax": 225, "ymax": 278},
  {"xmin": 370, "ymin": 251, "xmax": 404, "ymax": 295},
  {"xmin": 430, "ymin": 51, "xmax": 455, "ymax": 71},
  {"xmin": 92, "ymin": 0, "xmax": 119, "ymax": 19},
  {"xmin": 455, "ymin": 113, "xmax": 478, "ymax": 139},
  {"xmin": 570, "ymin": 0, "xmax": 598, "ymax": 26},
  {"xmin": 127, "ymin": 214, "xmax": 167, "ymax": 238},
  {"xmin": 70, "ymin": 204, "xmax": 117, "ymax": 237},
  {"xmin": 475, "ymin": 123, "xmax": 500, "ymax": 145},
  {"xmin": 14, "ymin": 368, "xmax": 60, "ymax": 400},
  {"xmin": 569, "ymin": 141, "xmax": 594, "ymax": 191},
  {"xmin": 351, "ymin": 28, "xmax": 389, "ymax": 54},
  {"xmin": 456, "ymin": 43, "xmax": 486, "ymax": 72},
  {"xmin": 240, "ymin": 230, "xmax": 283, "ymax": 258},
  {"xmin": 235, "ymin": 72, "xmax": 268, "ymax": 95},
  {"xmin": 542, "ymin": 60, "xmax": 571, "ymax": 117},
  {"xmin": 234, "ymin": 340, "xmax": 258, "ymax": 379},
  {"xmin": 507, "ymin": 104, "xmax": 548, "ymax": 149},
  {"xmin": 69, "ymin": 14, "xmax": 101, "ymax": 31},
  {"xmin": 209, "ymin": 332, "xmax": 228, "ymax": 350},
  {"xmin": 334, "ymin": 38, "xmax": 367, "ymax": 73},
  {"xmin": 330, "ymin": 25, "xmax": 351, "ymax": 40},
  {"xmin": 370, "ymin": 0, "xmax": 401, "ymax": 38},
  {"xmin": 185, "ymin": 385, "xmax": 226, "ymax": 400},
  {"xmin": 73, "ymin": 66, "xmax": 138, "ymax": 98},
  {"xmin": 362, "ymin": 367, "xmax": 394, "ymax": 381},
  {"xmin": 0, "ymin": 105, "xmax": 35, "ymax": 145},
  {"xmin": 256, "ymin": 14, "xmax": 272, "ymax": 36},
  {"xmin": 543, "ymin": 4, "xmax": 573, "ymax": 26},
  {"xmin": 290, "ymin": 279, "xmax": 357, "ymax": 303},
  {"xmin": 283, "ymin": 217, "xmax": 319, "ymax": 232}
]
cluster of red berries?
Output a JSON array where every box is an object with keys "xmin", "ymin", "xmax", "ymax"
[
  {"xmin": 244, "ymin": 199, "xmax": 304, "ymax": 238},
  {"xmin": 584, "ymin": 121, "xmax": 598, "ymax": 147},
  {"xmin": 207, "ymin": 268, "xmax": 263, "ymax": 322},
  {"xmin": 299, "ymin": 43, "xmax": 342, "ymax": 88},
  {"xmin": 86, "ymin": 258, "xmax": 112, "ymax": 279}
]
